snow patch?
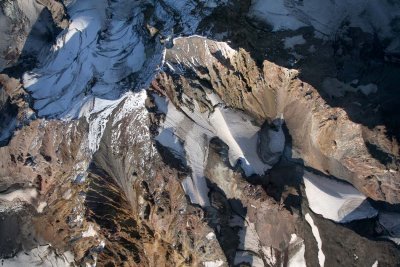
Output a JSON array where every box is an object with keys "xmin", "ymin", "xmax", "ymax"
[
  {"xmin": 262, "ymin": 246, "xmax": 277, "ymax": 266},
  {"xmin": 0, "ymin": 188, "xmax": 38, "ymax": 205},
  {"xmin": 156, "ymin": 0, "xmax": 226, "ymax": 33},
  {"xmin": 234, "ymin": 251, "xmax": 264, "ymax": 266},
  {"xmin": 303, "ymin": 171, "xmax": 377, "ymax": 223},
  {"xmin": 203, "ymin": 260, "xmax": 224, "ymax": 267},
  {"xmin": 379, "ymin": 212, "xmax": 400, "ymax": 245},
  {"xmin": 63, "ymin": 189, "xmax": 72, "ymax": 200},
  {"xmin": 249, "ymin": 0, "xmax": 306, "ymax": 31},
  {"xmin": 210, "ymin": 107, "xmax": 270, "ymax": 176},
  {"xmin": 284, "ymin": 35, "xmax": 306, "ymax": 50},
  {"xmin": 358, "ymin": 83, "xmax": 378, "ymax": 96},
  {"xmin": 155, "ymin": 129, "xmax": 185, "ymax": 159},
  {"xmin": 37, "ymin": 202, "xmax": 47, "ymax": 213},
  {"xmin": 206, "ymin": 232, "xmax": 216, "ymax": 240},
  {"xmin": 288, "ymin": 234, "xmax": 306, "ymax": 267},
  {"xmin": 1, "ymin": 245, "xmax": 74, "ymax": 267},
  {"xmin": 305, "ymin": 213, "xmax": 325, "ymax": 267},
  {"xmin": 82, "ymin": 224, "xmax": 97, "ymax": 238},
  {"xmin": 77, "ymin": 91, "xmax": 146, "ymax": 153}
]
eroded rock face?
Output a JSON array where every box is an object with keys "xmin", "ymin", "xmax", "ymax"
[
  {"xmin": 263, "ymin": 60, "xmax": 400, "ymax": 204},
  {"xmin": 152, "ymin": 34, "xmax": 400, "ymax": 204},
  {"xmin": 204, "ymin": 138, "xmax": 299, "ymax": 265},
  {"xmin": 0, "ymin": 118, "xmax": 88, "ymax": 197},
  {"xmin": 83, "ymin": 93, "xmax": 225, "ymax": 266},
  {"xmin": 0, "ymin": 117, "xmax": 90, "ymax": 261},
  {"xmin": 0, "ymin": 74, "xmax": 36, "ymax": 145},
  {"xmin": 0, "ymin": 0, "xmax": 68, "ymax": 73},
  {"xmin": 0, "ymin": 0, "xmax": 400, "ymax": 266},
  {"xmin": 158, "ymin": 36, "xmax": 277, "ymax": 122}
]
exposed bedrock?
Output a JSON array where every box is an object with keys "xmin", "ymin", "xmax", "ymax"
[
  {"xmin": 151, "ymin": 34, "xmax": 400, "ymax": 204},
  {"xmin": 0, "ymin": 89, "xmax": 226, "ymax": 266},
  {"xmin": 0, "ymin": 74, "xmax": 36, "ymax": 145},
  {"xmin": 82, "ymin": 93, "xmax": 226, "ymax": 266},
  {"xmin": 203, "ymin": 138, "xmax": 301, "ymax": 266},
  {"xmin": 265, "ymin": 61, "xmax": 400, "ymax": 204},
  {"xmin": 0, "ymin": 118, "xmax": 89, "ymax": 199},
  {"xmin": 0, "ymin": 115, "xmax": 94, "ymax": 263},
  {"xmin": 0, "ymin": 0, "xmax": 399, "ymax": 266}
]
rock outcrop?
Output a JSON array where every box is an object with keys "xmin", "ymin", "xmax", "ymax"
[
  {"xmin": 0, "ymin": 0, "xmax": 399, "ymax": 266},
  {"xmin": 151, "ymin": 34, "xmax": 400, "ymax": 204},
  {"xmin": 0, "ymin": 0, "xmax": 68, "ymax": 73}
]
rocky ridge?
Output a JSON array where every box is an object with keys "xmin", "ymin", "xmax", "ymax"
[{"xmin": 0, "ymin": 0, "xmax": 399, "ymax": 266}]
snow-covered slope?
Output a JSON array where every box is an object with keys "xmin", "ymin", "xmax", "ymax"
[
  {"xmin": 288, "ymin": 234, "xmax": 306, "ymax": 267},
  {"xmin": 249, "ymin": 0, "xmax": 400, "ymax": 37},
  {"xmin": 1, "ymin": 0, "xmax": 400, "ymax": 265},
  {"xmin": 22, "ymin": 0, "xmax": 147, "ymax": 118},
  {"xmin": 155, "ymin": 92, "xmax": 270, "ymax": 206},
  {"xmin": 81, "ymin": 90, "xmax": 147, "ymax": 153},
  {"xmin": 304, "ymin": 171, "xmax": 378, "ymax": 223},
  {"xmin": 21, "ymin": 0, "xmax": 230, "ymax": 119},
  {"xmin": 1, "ymin": 245, "xmax": 74, "ymax": 267},
  {"xmin": 379, "ymin": 212, "xmax": 400, "ymax": 245},
  {"xmin": 249, "ymin": 0, "xmax": 400, "ymax": 53}
]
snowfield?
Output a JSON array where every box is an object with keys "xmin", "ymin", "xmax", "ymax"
[
  {"xmin": 249, "ymin": 0, "xmax": 400, "ymax": 54},
  {"xmin": 304, "ymin": 171, "xmax": 378, "ymax": 223},
  {"xmin": 22, "ymin": 0, "xmax": 229, "ymax": 119},
  {"xmin": 249, "ymin": 0, "xmax": 400, "ymax": 38},
  {"xmin": 23, "ymin": 0, "xmax": 147, "ymax": 118}
]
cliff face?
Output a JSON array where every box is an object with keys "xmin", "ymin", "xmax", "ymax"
[
  {"xmin": 0, "ymin": 0, "xmax": 68, "ymax": 72},
  {"xmin": 152, "ymin": 35, "xmax": 400, "ymax": 204},
  {"xmin": 0, "ymin": 0, "xmax": 399, "ymax": 266}
]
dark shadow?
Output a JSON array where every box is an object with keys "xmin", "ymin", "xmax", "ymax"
[
  {"xmin": 1, "ymin": 7, "xmax": 62, "ymax": 78},
  {"xmin": 146, "ymin": 91, "xmax": 191, "ymax": 173},
  {"xmin": 343, "ymin": 199, "xmax": 400, "ymax": 246},
  {"xmin": 154, "ymin": 140, "xmax": 190, "ymax": 172},
  {"xmin": 365, "ymin": 141, "xmax": 399, "ymax": 168},
  {"xmin": 0, "ymin": 5, "xmax": 62, "ymax": 146},
  {"xmin": 247, "ymin": 122, "xmax": 305, "ymax": 213},
  {"xmin": 85, "ymin": 162, "xmax": 144, "ymax": 265},
  {"xmin": 202, "ymin": 138, "xmax": 250, "ymax": 266},
  {"xmin": 204, "ymin": 179, "xmax": 248, "ymax": 266},
  {"xmin": 0, "ymin": 88, "xmax": 18, "ymax": 146},
  {"xmin": 0, "ymin": 204, "xmax": 32, "ymax": 258},
  {"xmin": 198, "ymin": 0, "xmax": 400, "ymax": 145}
]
